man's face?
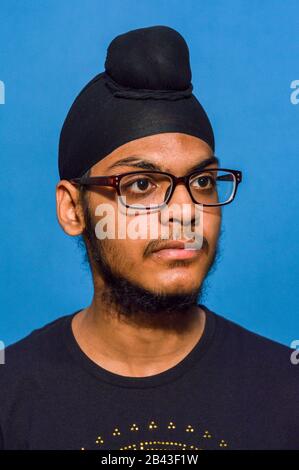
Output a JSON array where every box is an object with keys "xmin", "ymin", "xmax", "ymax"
[{"xmin": 79, "ymin": 133, "xmax": 221, "ymax": 309}]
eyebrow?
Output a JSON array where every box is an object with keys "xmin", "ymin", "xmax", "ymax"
[{"xmin": 107, "ymin": 155, "xmax": 220, "ymax": 173}]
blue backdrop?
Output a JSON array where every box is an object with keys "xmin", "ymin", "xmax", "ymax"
[{"xmin": 0, "ymin": 0, "xmax": 298, "ymax": 347}]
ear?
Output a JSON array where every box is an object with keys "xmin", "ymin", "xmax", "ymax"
[{"xmin": 56, "ymin": 180, "xmax": 85, "ymax": 236}]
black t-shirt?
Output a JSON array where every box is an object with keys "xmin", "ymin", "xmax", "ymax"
[{"xmin": 0, "ymin": 304, "xmax": 298, "ymax": 450}]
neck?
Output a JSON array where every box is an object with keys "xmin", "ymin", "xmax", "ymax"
[{"xmin": 71, "ymin": 291, "xmax": 206, "ymax": 378}]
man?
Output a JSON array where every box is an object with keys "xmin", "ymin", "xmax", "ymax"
[{"xmin": 0, "ymin": 25, "xmax": 298, "ymax": 450}]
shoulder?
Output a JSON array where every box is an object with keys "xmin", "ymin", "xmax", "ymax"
[
  {"xmin": 208, "ymin": 307, "xmax": 299, "ymax": 390},
  {"xmin": 0, "ymin": 313, "xmax": 75, "ymax": 388},
  {"xmin": 214, "ymin": 310, "xmax": 294, "ymax": 357},
  {"xmin": 0, "ymin": 313, "xmax": 77, "ymax": 448}
]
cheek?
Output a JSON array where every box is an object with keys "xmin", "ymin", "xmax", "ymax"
[
  {"xmin": 90, "ymin": 198, "xmax": 150, "ymax": 271},
  {"xmin": 202, "ymin": 208, "xmax": 221, "ymax": 247},
  {"xmin": 105, "ymin": 238, "xmax": 147, "ymax": 273}
]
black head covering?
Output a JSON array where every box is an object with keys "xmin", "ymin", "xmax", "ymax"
[{"xmin": 58, "ymin": 25, "xmax": 215, "ymax": 180}]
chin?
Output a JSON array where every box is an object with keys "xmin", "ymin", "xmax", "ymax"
[
  {"xmin": 160, "ymin": 286, "xmax": 198, "ymax": 297},
  {"xmin": 143, "ymin": 274, "xmax": 202, "ymax": 296}
]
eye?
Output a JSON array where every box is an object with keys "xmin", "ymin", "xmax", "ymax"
[
  {"xmin": 191, "ymin": 174, "xmax": 216, "ymax": 190},
  {"xmin": 124, "ymin": 177, "xmax": 156, "ymax": 193}
]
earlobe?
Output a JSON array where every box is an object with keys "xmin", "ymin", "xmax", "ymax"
[{"xmin": 56, "ymin": 180, "xmax": 85, "ymax": 236}]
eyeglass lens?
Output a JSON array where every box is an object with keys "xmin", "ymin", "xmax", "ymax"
[{"xmin": 119, "ymin": 170, "xmax": 236, "ymax": 207}]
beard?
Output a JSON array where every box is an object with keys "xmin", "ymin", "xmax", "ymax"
[{"xmin": 78, "ymin": 194, "xmax": 222, "ymax": 327}]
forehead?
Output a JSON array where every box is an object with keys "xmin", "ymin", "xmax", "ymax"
[{"xmin": 91, "ymin": 133, "xmax": 215, "ymax": 174}]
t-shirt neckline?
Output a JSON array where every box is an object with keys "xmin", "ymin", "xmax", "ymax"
[{"xmin": 63, "ymin": 303, "xmax": 217, "ymax": 389}]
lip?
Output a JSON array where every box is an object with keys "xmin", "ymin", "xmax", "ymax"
[{"xmin": 151, "ymin": 240, "xmax": 203, "ymax": 260}]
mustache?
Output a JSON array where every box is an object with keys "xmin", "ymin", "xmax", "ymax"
[{"xmin": 144, "ymin": 236, "xmax": 208, "ymax": 258}]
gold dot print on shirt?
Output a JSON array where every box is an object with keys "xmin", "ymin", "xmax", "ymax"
[{"xmin": 80, "ymin": 419, "xmax": 229, "ymax": 450}]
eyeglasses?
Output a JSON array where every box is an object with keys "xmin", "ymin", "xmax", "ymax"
[{"xmin": 70, "ymin": 168, "xmax": 242, "ymax": 210}]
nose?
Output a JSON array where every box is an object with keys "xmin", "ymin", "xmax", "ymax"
[
  {"xmin": 160, "ymin": 179, "xmax": 198, "ymax": 228},
  {"xmin": 167, "ymin": 178, "xmax": 193, "ymax": 206}
]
